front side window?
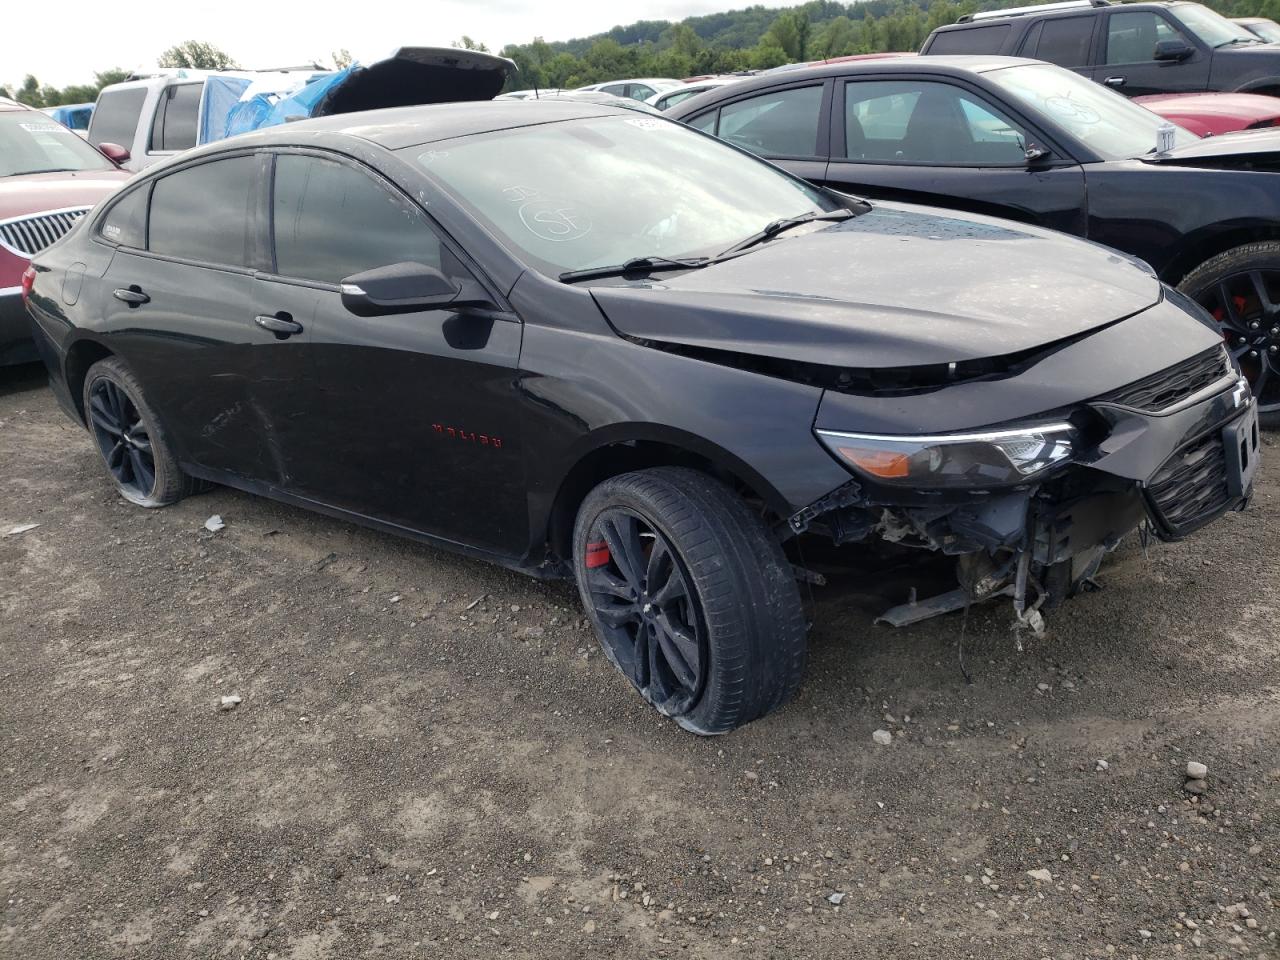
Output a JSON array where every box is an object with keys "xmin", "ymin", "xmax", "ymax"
[
  {"xmin": 844, "ymin": 80, "xmax": 1029, "ymax": 165},
  {"xmin": 1020, "ymin": 16, "xmax": 1096, "ymax": 67},
  {"xmin": 0, "ymin": 112, "xmax": 114, "ymax": 177},
  {"xmin": 1106, "ymin": 12, "xmax": 1192, "ymax": 63},
  {"xmin": 150, "ymin": 83, "xmax": 201, "ymax": 152},
  {"xmin": 986, "ymin": 61, "xmax": 1198, "ymax": 159},
  {"xmin": 628, "ymin": 84, "xmax": 656, "ymax": 101},
  {"xmin": 88, "ymin": 88, "xmax": 145, "ymax": 148},
  {"xmin": 406, "ymin": 114, "xmax": 835, "ymax": 275},
  {"xmin": 148, "ymin": 155, "xmax": 256, "ymax": 266},
  {"xmin": 272, "ymin": 153, "xmax": 442, "ymax": 284},
  {"xmin": 716, "ymin": 84, "xmax": 823, "ymax": 157},
  {"xmin": 1171, "ymin": 3, "xmax": 1260, "ymax": 46}
]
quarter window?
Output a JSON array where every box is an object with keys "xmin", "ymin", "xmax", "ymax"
[
  {"xmin": 148, "ymin": 155, "xmax": 257, "ymax": 266},
  {"xmin": 843, "ymin": 80, "xmax": 1030, "ymax": 165},
  {"xmin": 98, "ymin": 185, "xmax": 148, "ymax": 248},
  {"xmin": 88, "ymin": 87, "xmax": 146, "ymax": 148},
  {"xmin": 1106, "ymin": 12, "xmax": 1189, "ymax": 63},
  {"xmin": 926, "ymin": 24, "xmax": 1012, "ymax": 54},
  {"xmin": 272, "ymin": 153, "xmax": 442, "ymax": 284},
  {"xmin": 717, "ymin": 85, "xmax": 823, "ymax": 157}
]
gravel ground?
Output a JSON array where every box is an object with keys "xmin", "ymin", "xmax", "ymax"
[{"xmin": 2, "ymin": 361, "xmax": 1278, "ymax": 960}]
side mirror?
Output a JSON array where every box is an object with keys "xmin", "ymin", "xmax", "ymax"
[
  {"xmin": 98, "ymin": 142, "xmax": 131, "ymax": 164},
  {"xmin": 1154, "ymin": 39, "xmax": 1194, "ymax": 62},
  {"xmin": 340, "ymin": 261, "xmax": 488, "ymax": 316},
  {"xmin": 1024, "ymin": 143, "xmax": 1051, "ymax": 163}
]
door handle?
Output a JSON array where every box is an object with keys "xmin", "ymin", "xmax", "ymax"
[
  {"xmin": 254, "ymin": 313, "xmax": 303, "ymax": 337},
  {"xmin": 1103, "ymin": 76, "xmax": 1127, "ymax": 87},
  {"xmin": 113, "ymin": 287, "xmax": 150, "ymax": 305}
]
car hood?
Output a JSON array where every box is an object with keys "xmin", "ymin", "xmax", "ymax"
[
  {"xmin": 313, "ymin": 47, "xmax": 517, "ymax": 116},
  {"xmin": 589, "ymin": 203, "xmax": 1162, "ymax": 370},
  {"xmin": 1135, "ymin": 91, "xmax": 1280, "ymax": 123},
  {"xmin": 1144, "ymin": 125, "xmax": 1280, "ymax": 164},
  {"xmin": 0, "ymin": 169, "xmax": 130, "ymax": 222}
]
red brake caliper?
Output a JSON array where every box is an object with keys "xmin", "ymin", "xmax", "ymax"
[{"xmin": 585, "ymin": 540, "xmax": 611, "ymax": 569}]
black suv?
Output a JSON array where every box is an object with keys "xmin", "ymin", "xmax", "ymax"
[{"xmin": 921, "ymin": 0, "xmax": 1280, "ymax": 97}]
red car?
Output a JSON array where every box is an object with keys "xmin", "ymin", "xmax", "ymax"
[
  {"xmin": 1, "ymin": 97, "xmax": 131, "ymax": 365},
  {"xmin": 1136, "ymin": 92, "xmax": 1280, "ymax": 138}
]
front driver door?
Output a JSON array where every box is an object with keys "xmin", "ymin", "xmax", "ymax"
[
  {"xmin": 821, "ymin": 76, "xmax": 1088, "ymax": 237},
  {"xmin": 263, "ymin": 150, "xmax": 527, "ymax": 556},
  {"xmin": 1097, "ymin": 10, "xmax": 1211, "ymax": 96}
]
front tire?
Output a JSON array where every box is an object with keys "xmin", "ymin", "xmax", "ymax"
[
  {"xmin": 572, "ymin": 467, "xmax": 807, "ymax": 735},
  {"xmin": 1177, "ymin": 242, "xmax": 1280, "ymax": 427},
  {"xmin": 82, "ymin": 356, "xmax": 193, "ymax": 507}
]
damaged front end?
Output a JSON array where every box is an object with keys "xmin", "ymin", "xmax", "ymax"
[{"xmin": 792, "ymin": 345, "xmax": 1261, "ymax": 629}]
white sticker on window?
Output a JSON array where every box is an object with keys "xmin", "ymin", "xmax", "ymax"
[
  {"xmin": 625, "ymin": 117, "xmax": 664, "ymax": 130},
  {"xmin": 102, "ymin": 224, "xmax": 121, "ymax": 240},
  {"xmin": 19, "ymin": 121, "xmax": 64, "ymax": 134}
]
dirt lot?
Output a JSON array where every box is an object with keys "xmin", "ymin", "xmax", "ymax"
[{"xmin": 1, "ymin": 362, "xmax": 1278, "ymax": 960}]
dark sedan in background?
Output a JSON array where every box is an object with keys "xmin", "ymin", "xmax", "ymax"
[
  {"xmin": 668, "ymin": 56, "xmax": 1280, "ymax": 424},
  {"xmin": 24, "ymin": 101, "xmax": 1257, "ymax": 732}
]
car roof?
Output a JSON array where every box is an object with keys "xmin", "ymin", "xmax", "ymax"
[
  {"xmin": 939, "ymin": 0, "xmax": 1186, "ymax": 29},
  {"xmin": 187, "ymin": 99, "xmax": 639, "ymax": 154}
]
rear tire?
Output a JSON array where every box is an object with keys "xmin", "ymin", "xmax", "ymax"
[
  {"xmin": 572, "ymin": 467, "xmax": 807, "ymax": 734},
  {"xmin": 82, "ymin": 356, "xmax": 194, "ymax": 507},
  {"xmin": 1177, "ymin": 242, "xmax": 1280, "ymax": 428}
]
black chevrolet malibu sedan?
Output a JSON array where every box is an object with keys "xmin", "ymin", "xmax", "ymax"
[{"xmin": 24, "ymin": 101, "xmax": 1259, "ymax": 733}]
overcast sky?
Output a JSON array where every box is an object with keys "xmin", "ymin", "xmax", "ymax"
[{"xmin": 8, "ymin": 0, "xmax": 780, "ymax": 89}]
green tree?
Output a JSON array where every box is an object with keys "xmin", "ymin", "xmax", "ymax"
[
  {"xmin": 331, "ymin": 48, "xmax": 353, "ymax": 69},
  {"xmin": 763, "ymin": 9, "xmax": 812, "ymax": 61},
  {"xmin": 453, "ymin": 36, "xmax": 490, "ymax": 52},
  {"xmin": 15, "ymin": 75, "xmax": 42, "ymax": 108},
  {"xmin": 158, "ymin": 40, "xmax": 238, "ymax": 70},
  {"xmin": 813, "ymin": 15, "xmax": 858, "ymax": 58}
]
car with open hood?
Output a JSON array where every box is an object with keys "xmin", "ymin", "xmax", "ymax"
[
  {"xmin": 89, "ymin": 48, "xmax": 516, "ymax": 170},
  {"xmin": 0, "ymin": 97, "xmax": 130, "ymax": 366},
  {"xmin": 24, "ymin": 100, "xmax": 1258, "ymax": 733},
  {"xmin": 668, "ymin": 55, "xmax": 1280, "ymax": 426}
]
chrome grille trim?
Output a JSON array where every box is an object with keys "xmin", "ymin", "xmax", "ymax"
[{"xmin": 0, "ymin": 206, "xmax": 91, "ymax": 258}]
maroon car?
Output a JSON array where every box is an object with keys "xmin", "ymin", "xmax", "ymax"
[
  {"xmin": 1, "ymin": 97, "xmax": 131, "ymax": 365},
  {"xmin": 1136, "ymin": 91, "xmax": 1280, "ymax": 137}
]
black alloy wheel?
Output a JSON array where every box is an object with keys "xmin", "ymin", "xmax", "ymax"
[
  {"xmin": 1180, "ymin": 243, "xmax": 1280, "ymax": 427},
  {"xmin": 88, "ymin": 376, "xmax": 156, "ymax": 499},
  {"xmin": 583, "ymin": 508, "xmax": 706, "ymax": 717}
]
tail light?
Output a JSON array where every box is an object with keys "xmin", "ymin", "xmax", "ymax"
[{"xmin": 20, "ymin": 265, "xmax": 36, "ymax": 302}]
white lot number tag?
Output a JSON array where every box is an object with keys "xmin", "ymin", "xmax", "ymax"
[{"xmin": 1156, "ymin": 123, "xmax": 1176, "ymax": 155}]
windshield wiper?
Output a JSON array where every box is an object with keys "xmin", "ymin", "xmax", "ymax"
[
  {"xmin": 719, "ymin": 209, "xmax": 856, "ymax": 257},
  {"xmin": 1218, "ymin": 36, "xmax": 1262, "ymax": 46},
  {"xmin": 9, "ymin": 167, "xmax": 78, "ymax": 176},
  {"xmin": 559, "ymin": 255, "xmax": 711, "ymax": 283}
]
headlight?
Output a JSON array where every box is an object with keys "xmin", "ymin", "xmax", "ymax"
[{"xmin": 816, "ymin": 423, "xmax": 1076, "ymax": 489}]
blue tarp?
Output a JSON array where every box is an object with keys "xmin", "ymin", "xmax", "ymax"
[
  {"xmin": 222, "ymin": 67, "xmax": 351, "ymax": 139},
  {"xmin": 198, "ymin": 75, "xmax": 252, "ymax": 145},
  {"xmin": 49, "ymin": 103, "xmax": 93, "ymax": 131}
]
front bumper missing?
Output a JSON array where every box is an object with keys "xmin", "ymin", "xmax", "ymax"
[{"xmin": 790, "ymin": 383, "xmax": 1259, "ymax": 626}]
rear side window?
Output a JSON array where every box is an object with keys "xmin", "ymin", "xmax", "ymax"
[
  {"xmin": 98, "ymin": 185, "xmax": 148, "ymax": 248},
  {"xmin": 148, "ymin": 155, "xmax": 257, "ymax": 266},
  {"xmin": 89, "ymin": 88, "xmax": 146, "ymax": 148},
  {"xmin": 271, "ymin": 153, "xmax": 441, "ymax": 284},
  {"xmin": 150, "ymin": 83, "xmax": 201, "ymax": 152},
  {"xmin": 1019, "ymin": 16, "xmax": 1096, "ymax": 66},
  {"xmin": 716, "ymin": 85, "xmax": 824, "ymax": 158},
  {"xmin": 926, "ymin": 24, "xmax": 1012, "ymax": 54}
]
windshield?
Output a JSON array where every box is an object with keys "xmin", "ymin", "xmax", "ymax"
[
  {"xmin": 985, "ymin": 62, "xmax": 1199, "ymax": 160},
  {"xmin": 404, "ymin": 114, "xmax": 837, "ymax": 275},
  {"xmin": 1244, "ymin": 19, "xmax": 1280, "ymax": 42},
  {"xmin": 1172, "ymin": 3, "xmax": 1261, "ymax": 46},
  {"xmin": 0, "ymin": 112, "xmax": 113, "ymax": 177}
]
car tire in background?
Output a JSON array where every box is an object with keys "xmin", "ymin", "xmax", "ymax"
[
  {"xmin": 82, "ymin": 356, "xmax": 195, "ymax": 507},
  {"xmin": 572, "ymin": 466, "xmax": 807, "ymax": 734},
  {"xmin": 1178, "ymin": 241, "xmax": 1280, "ymax": 428}
]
